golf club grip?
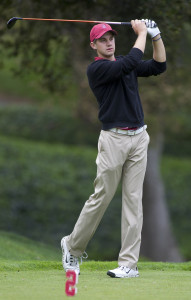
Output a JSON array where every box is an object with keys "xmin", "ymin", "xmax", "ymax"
[{"xmin": 121, "ymin": 22, "xmax": 132, "ymax": 26}]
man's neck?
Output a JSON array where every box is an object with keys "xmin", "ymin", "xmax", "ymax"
[{"xmin": 97, "ymin": 54, "xmax": 115, "ymax": 61}]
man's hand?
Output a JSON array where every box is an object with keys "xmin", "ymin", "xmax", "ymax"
[
  {"xmin": 131, "ymin": 19, "xmax": 147, "ymax": 36},
  {"xmin": 142, "ymin": 19, "xmax": 161, "ymax": 39},
  {"xmin": 131, "ymin": 19, "xmax": 147, "ymax": 53}
]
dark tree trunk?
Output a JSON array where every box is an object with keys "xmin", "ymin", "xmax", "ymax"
[{"xmin": 141, "ymin": 133, "xmax": 183, "ymax": 262}]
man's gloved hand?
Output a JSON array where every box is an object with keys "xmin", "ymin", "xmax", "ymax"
[{"xmin": 142, "ymin": 19, "xmax": 161, "ymax": 38}]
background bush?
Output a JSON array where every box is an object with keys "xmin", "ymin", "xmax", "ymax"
[
  {"xmin": 0, "ymin": 105, "xmax": 99, "ymax": 147},
  {"xmin": 1, "ymin": 105, "xmax": 191, "ymax": 157},
  {"xmin": 0, "ymin": 135, "xmax": 122, "ymax": 260},
  {"xmin": 161, "ymin": 157, "xmax": 191, "ymax": 260}
]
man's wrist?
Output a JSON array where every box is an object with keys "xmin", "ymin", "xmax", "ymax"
[
  {"xmin": 138, "ymin": 31, "xmax": 147, "ymax": 37},
  {"xmin": 152, "ymin": 34, "xmax": 161, "ymax": 41}
]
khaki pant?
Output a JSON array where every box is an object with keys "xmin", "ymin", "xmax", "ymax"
[{"xmin": 66, "ymin": 129, "xmax": 150, "ymax": 269}]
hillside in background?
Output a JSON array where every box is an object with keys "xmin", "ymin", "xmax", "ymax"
[{"xmin": 0, "ymin": 230, "xmax": 60, "ymax": 261}]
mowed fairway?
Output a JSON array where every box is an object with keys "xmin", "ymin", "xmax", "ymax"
[{"xmin": 0, "ymin": 261, "xmax": 191, "ymax": 300}]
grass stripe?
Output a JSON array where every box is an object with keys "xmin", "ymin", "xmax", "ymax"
[{"xmin": 0, "ymin": 260, "xmax": 190, "ymax": 272}]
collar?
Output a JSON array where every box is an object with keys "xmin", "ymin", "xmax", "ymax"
[{"xmin": 94, "ymin": 57, "xmax": 116, "ymax": 61}]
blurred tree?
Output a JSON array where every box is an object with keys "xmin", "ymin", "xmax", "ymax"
[{"xmin": 0, "ymin": 0, "xmax": 191, "ymax": 261}]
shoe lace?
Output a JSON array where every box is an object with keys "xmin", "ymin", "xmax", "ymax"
[
  {"xmin": 79, "ymin": 251, "xmax": 88, "ymax": 265},
  {"xmin": 68, "ymin": 251, "xmax": 88, "ymax": 266}
]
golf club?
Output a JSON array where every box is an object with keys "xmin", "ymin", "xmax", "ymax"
[{"xmin": 7, "ymin": 17, "xmax": 132, "ymax": 29}]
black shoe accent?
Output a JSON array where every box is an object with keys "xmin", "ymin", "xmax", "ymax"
[{"xmin": 107, "ymin": 271, "xmax": 116, "ymax": 278}]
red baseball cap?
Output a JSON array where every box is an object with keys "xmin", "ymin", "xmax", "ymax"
[{"xmin": 90, "ymin": 23, "xmax": 117, "ymax": 42}]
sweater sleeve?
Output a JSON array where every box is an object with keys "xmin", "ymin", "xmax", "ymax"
[
  {"xmin": 87, "ymin": 48, "xmax": 143, "ymax": 87},
  {"xmin": 136, "ymin": 59, "xmax": 167, "ymax": 77}
]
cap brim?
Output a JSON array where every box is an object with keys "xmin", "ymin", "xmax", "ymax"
[{"xmin": 96, "ymin": 29, "xmax": 117, "ymax": 40}]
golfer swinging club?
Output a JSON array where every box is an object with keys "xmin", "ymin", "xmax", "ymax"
[{"xmin": 61, "ymin": 19, "xmax": 166, "ymax": 278}]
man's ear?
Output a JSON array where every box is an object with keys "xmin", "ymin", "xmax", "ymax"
[{"xmin": 90, "ymin": 41, "xmax": 97, "ymax": 50}]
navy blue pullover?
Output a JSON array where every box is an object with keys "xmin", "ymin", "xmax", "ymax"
[{"xmin": 87, "ymin": 48, "xmax": 166, "ymax": 130}]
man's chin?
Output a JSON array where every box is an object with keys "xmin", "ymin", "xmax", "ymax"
[
  {"xmin": 103, "ymin": 53, "xmax": 114, "ymax": 59},
  {"xmin": 97, "ymin": 51, "xmax": 115, "ymax": 60}
]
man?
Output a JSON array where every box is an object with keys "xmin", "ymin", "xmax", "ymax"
[{"xmin": 61, "ymin": 19, "xmax": 166, "ymax": 278}]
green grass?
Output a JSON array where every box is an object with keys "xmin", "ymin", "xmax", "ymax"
[
  {"xmin": 0, "ymin": 231, "xmax": 60, "ymax": 261},
  {"xmin": 0, "ymin": 232, "xmax": 191, "ymax": 300},
  {"xmin": 0, "ymin": 260, "xmax": 191, "ymax": 273},
  {"xmin": 0, "ymin": 261, "xmax": 191, "ymax": 300}
]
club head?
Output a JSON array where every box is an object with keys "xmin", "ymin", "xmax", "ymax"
[{"xmin": 7, "ymin": 17, "xmax": 22, "ymax": 29}]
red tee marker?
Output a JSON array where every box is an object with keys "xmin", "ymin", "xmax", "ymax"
[{"xmin": 65, "ymin": 270, "xmax": 78, "ymax": 296}]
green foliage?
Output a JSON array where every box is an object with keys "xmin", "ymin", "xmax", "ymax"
[
  {"xmin": 0, "ymin": 105, "xmax": 99, "ymax": 146},
  {"xmin": 0, "ymin": 49, "xmax": 78, "ymax": 108},
  {"xmin": 161, "ymin": 156, "xmax": 191, "ymax": 259},
  {"xmin": 1, "ymin": 0, "xmax": 190, "ymax": 94},
  {"xmin": 0, "ymin": 135, "xmax": 122, "ymax": 260},
  {"xmin": 0, "ymin": 135, "xmax": 96, "ymax": 241},
  {"xmin": 0, "ymin": 0, "xmax": 96, "ymax": 93},
  {"xmin": 164, "ymin": 139, "xmax": 191, "ymax": 157}
]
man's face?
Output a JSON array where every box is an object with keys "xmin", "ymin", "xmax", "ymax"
[{"xmin": 90, "ymin": 32, "xmax": 115, "ymax": 60}]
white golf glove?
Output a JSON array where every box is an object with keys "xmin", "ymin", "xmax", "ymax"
[{"xmin": 142, "ymin": 19, "xmax": 161, "ymax": 39}]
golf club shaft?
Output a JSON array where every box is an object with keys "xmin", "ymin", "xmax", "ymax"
[
  {"xmin": 23, "ymin": 18, "xmax": 131, "ymax": 25},
  {"xmin": 7, "ymin": 17, "xmax": 131, "ymax": 29}
]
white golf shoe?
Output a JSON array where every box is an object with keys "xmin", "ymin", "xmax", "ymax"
[
  {"xmin": 61, "ymin": 237, "xmax": 80, "ymax": 275},
  {"xmin": 107, "ymin": 266, "xmax": 139, "ymax": 278}
]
